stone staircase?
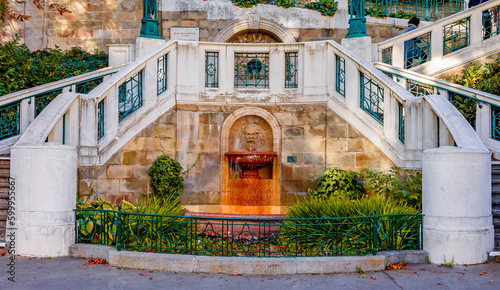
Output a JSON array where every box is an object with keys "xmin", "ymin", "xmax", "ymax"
[
  {"xmin": 492, "ymin": 162, "xmax": 500, "ymax": 249},
  {"xmin": 0, "ymin": 157, "xmax": 9, "ymax": 244}
]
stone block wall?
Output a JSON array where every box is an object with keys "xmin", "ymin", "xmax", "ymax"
[
  {"xmin": 2, "ymin": 1, "xmax": 406, "ymax": 53},
  {"xmin": 78, "ymin": 103, "xmax": 395, "ymax": 207}
]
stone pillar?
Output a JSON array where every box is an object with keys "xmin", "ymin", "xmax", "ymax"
[
  {"xmin": 11, "ymin": 144, "xmax": 77, "ymax": 257},
  {"xmin": 341, "ymin": 36, "xmax": 372, "ymax": 63},
  {"xmin": 136, "ymin": 37, "xmax": 166, "ymax": 60},
  {"xmin": 422, "ymin": 146, "xmax": 494, "ymax": 265}
]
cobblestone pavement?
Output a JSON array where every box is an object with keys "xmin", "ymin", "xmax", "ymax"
[{"xmin": 0, "ymin": 255, "xmax": 499, "ymax": 289}]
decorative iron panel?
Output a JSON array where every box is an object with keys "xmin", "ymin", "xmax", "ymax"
[
  {"xmin": 449, "ymin": 91, "xmax": 476, "ymax": 129},
  {"xmin": 76, "ymin": 78, "xmax": 104, "ymax": 94},
  {"xmin": 382, "ymin": 47, "xmax": 393, "ymax": 65},
  {"xmin": 205, "ymin": 52, "xmax": 219, "ymax": 88},
  {"xmin": 483, "ymin": 6, "xmax": 500, "ymax": 40},
  {"xmin": 285, "ymin": 52, "xmax": 298, "ymax": 88},
  {"xmin": 365, "ymin": 0, "xmax": 465, "ymax": 21},
  {"xmin": 97, "ymin": 100, "xmax": 105, "ymax": 141},
  {"xmin": 157, "ymin": 53, "xmax": 168, "ymax": 95},
  {"xmin": 406, "ymin": 79, "xmax": 435, "ymax": 97},
  {"xmin": 234, "ymin": 53, "xmax": 269, "ymax": 88},
  {"xmin": 492, "ymin": 105, "xmax": 500, "ymax": 141},
  {"xmin": 443, "ymin": 18, "xmax": 470, "ymax": 55},
  {"xmin": 398, "ymin": 102, "xmax": 405, "ymax": 144},
  {"xmin": 0, "ymin": 101, "xmax": 20, "ymax": 140},
  {"xmin": 118, "ymin": 71, "xmax": 143, "ymax": 122},
  {"xmin": 335, "ymin": 55, "xmax": 346, "ymax": 96},
  {"xmin": 404, "ymin": 32, "xmax": 431, "ymax": 69},
  {"xmin": 34, "ymin": 89, "xmax": 62, "ymax": 117},
  {"xmin": 360, "ymin": 72, "xmax": 384, "ymax": 124}
]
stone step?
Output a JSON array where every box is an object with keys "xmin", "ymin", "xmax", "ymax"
[
  {"xmin": 0, "ymin": 165, "xmax": 9, "ymax": 175},
  {"xmin": 0, "ymin": 174, "xmax": 9, "ymax": 183},
  {"xmin": 0, "ymin": 159, "xmax": 9, "ymax": 166}
]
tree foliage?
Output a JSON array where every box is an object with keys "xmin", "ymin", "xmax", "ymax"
[
  {"xmin": 1, "ymin": 0, "xmax": 70, "ymax": 23},
  {"xmin": 0, "ymin": 37, "xmax": 108, "ymax": 96}
]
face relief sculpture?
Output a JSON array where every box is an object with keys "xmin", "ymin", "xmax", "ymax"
[{"xmin": 238, "ymin": 124, "xmax": 265, "ymax": 152}]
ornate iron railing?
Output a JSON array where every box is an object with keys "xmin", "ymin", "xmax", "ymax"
[
  {"xmin": 157, "ymin": 54, "xmax": 168, "ymax": 95},
  {"xmin": 443, "ymin": 17, "xmax": 469, "ymax": 55},
  {"xmin": 118, "ymin": 71, "xmax": 143, "ymax": 122},
  {"xmin": 285, "ymin": 52, "xmax": 298, "ymax": 89},
  {"xmin": 406, "ymin": 78, "xmax": 435, "ymax": 97},
  {"xmin": 0, "ymin": 101, "xmax": 20, "ymax": 140},
  {"xmin": 97, "ymin": 100, "xmax": 105, "ymax": 141},
  {"xmin": 483, "ymin": 5, "xmax": 500, "ymax": 40},
  {"xmin": 382, "ymin": 47, "xmax": 393, "ymax": 65},
  {"xmin": 404, "ymin": 32, "xmax": 431, "ymax": 69},
  {"xmin": 75, "ymin": 77, "xmax": 105, "ymax": 94},
  {"xmin": 234, "ymin": 53, "xmax": 269, "ymax": 88},
  {"xmin": 365, "ymin": 0, "xmax": 465, "ymax": 21},
  {"xmin": 34, "ymin": 89, "xmax": 62, "ymax": 117},
  {"xmin": 335, "ymin": 55, "xmax": 345, "ymax": 96},
  {"xmin": 205, "ymin": 52, "xmax": 219, "ymax": 88},
  {"xmin": 398, "ymin": 102, "xmax": 405, "ymax": 144},
  {"xmin": 492, "ymin": 105, "xmax": 500, "ymax": 141},
  {"xmin": 75, "ymin": 208, "xmax": 423, "ymax": 257},
  {"xmin": 360, "ymin": 72, "xmax": 384, "ymax": 124}
]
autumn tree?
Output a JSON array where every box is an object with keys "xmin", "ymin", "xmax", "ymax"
[{"xmin": 0, "ymin": 0, "xmax": 70, "ymax": 23}]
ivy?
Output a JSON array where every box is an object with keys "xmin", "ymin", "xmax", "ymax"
[
  {"xmin": 277, "ymin": 0, "xmax": 295, "ymax": 9},
  {"xmin": 231, "ymin": 0, "xmax": 264, "ymax": 8},
  {"xmin": 305, "ymin": 0, "xmax": 338, "ymax": 17}
]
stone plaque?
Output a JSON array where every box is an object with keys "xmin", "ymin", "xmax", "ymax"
[{"xmin": 170, "ymin": 27, "xmax": 199, "ymax": 41}]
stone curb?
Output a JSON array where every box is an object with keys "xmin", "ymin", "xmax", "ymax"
[{"xmin": 69, "ymin": 244, "xmax": 428, "ymax": 275}]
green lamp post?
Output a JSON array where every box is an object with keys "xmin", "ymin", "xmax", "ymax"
[
  {"xmin": 346, "ymin": 0, "xmax": 367, "ymax": 38},
  {"xmin": 140, "ymin": 0, "xmax": 161, "ymax": 39}
]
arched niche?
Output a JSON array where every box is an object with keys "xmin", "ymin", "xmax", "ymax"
[{"xmin": 214, "ymin": 18, "xmax": 296, "ymax": 43}]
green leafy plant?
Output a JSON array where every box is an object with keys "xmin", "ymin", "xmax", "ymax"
[
  {"xmin": 148, "ymin": 151, "xmax": 184, "ymax": 200},
  {"xmin": 388, "ymin": 11, "xmax": 415, "ymax": 19},
  {"xmin": 305, "ymin": 0, "xmax": 338, "ymax": 16},
  {"xmin": 308, "ymin": 167, "xmax": 365, "ymax": 200},
  {"xmin": 360, "ymin": 167, "xmax": 422, "ymax": 209},
  {"xmin": 0, "ymin": 37, "xmax": 107, "ymax": 96},
  {"xmin": 285, "ymin": 196, "xmax": 421, "ymax": 253},
  {"xmin": 366, "ymin": 6, "xmax": 386, "ymax": 19},
  {"xmin": 231, "ymin": 0, "xmax": 264, "ymax": 8},
  {"xmin": 277, "ymin": 0, "xmax": 295, "ymax": 9},
  {"xmin": 452, "ymin": 57, "xmax": 500, "ymax": 96}
]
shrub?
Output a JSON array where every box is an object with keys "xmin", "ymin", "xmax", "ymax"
[
  {"xmin": 231, "ymin": 0, "xmax": 264, "ymax": 8},
  {"xmin": 277, "ymin": 0, "xmax": 295, "ymax": 9},
  {"xmin": 0, "ymin": 37, "xmax": 107, "ymax": 96},
  {"xmin": 308, "ymin": 167, "xmax": 365, "ymax": 199},
  {"xmin": 284, "ymin": 196, "xmax": 421, "ymax": 253},
  {"xmin": 148, "ymin": 152, "xmax": 184, "ymax": 200},
  {"xmin": 305, "ymin": 0, "xmax": 338, "ymax": 16},
  {"xmin": 361, "ymin": 167, "xmax": 422, "ymax": 209}
]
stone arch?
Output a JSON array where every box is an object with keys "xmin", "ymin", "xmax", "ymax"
[
  {"xmin": 221, "ymin": 107, "xmax": 281, "ymax": 153},
  {"xmin": 214, "ymin": 18, "xmax": 296, "ymax": 43}
]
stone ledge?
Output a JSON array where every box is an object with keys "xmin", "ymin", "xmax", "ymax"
[{"xmin": 69, "ymin": 244, "xmax": 428, "ymax": 275}]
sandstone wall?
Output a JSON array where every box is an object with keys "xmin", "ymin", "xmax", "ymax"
[
  {"xmin": 2, "ymin": 1, "xmax": 406, "ymax": 52},
  {"xmin": 78, "ymin": 103, "xmax": 395, "ymax": 206}
]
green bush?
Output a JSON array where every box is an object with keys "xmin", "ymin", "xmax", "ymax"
[
  {"xmin": 308, "ymin": 167, "xmax": 365, "ymax": 199},
  {"xmin": 277, "ymin": 0, "xmax": 295, "ymax": 9},
  {"xmin": 360, "ymin": 167, "xmax": 422, "ymax": 209},
  {"xmin": 305, "ymin": 0, "xmax": 338, "ymax": 16},
  {"xmin": 452, "ymin": 57, "xmax": 500, "ymax": 96},
  {"xmin": 0, "ymin": 37, "xmax": 107, "ymax": 96},
  {"xmin": 284, "ymin": 196, "xmax": 420, "ymax": 253},
  {"xmin": 148, "ymin": 152, "xmax": 184, "ymax": 200},
  {"xmin": 231, "ymin": 0, "xmax": 264, "ymax": 8}
]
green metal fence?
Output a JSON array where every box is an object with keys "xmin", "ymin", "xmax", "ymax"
[
  {"xmin": 75, "ymin": 208, "xmax": 423, "ymax": 257},
  {"xmin": 205, "ymin": 52, "xmax": 219, "ymax": 88},
  {"xmin": 97, "ymin": 100, "xmax": 105, "ymax": 141},
  {"xmin": 336, "ymin": 55, "xmax": 346, "ymax": 96},
  {"xmin": 382, "ymin": 47, "xmax": 393, "ymax": 65},
  {"xmin": 157, "ymin": 54, "xmax": 168, "ymax": 95},
  {"xmin": 234, "ymin": 53, "xmax": 269, "ymax": 88},
  {"xmin": 0, "ymin": 101, "xmax": 20, "ymax": 140},
  {"xmin": 360, "ymin": 72, "xmax": 384, "ymax": 124},
  {"xmin": 492, "ymin": 105, "xmax": 500, "ymax": 141},
  {"xmin": 75, "ymin": 77, "xmax": 105, "ymax": 94},
  {"xmin": 398, "ymin": 102, "xmax": 405, "ymax": 144},
  {"xmin": 443, "ymin": 18, "xmax": 469, "ymax": 55},
  {"xmin": 406, "ymin": 78, "xmax": 435, "ymax": 97},
  {"xmin": 483, "ymin": 6, "xmax": 500, "ymax": 40},
  {"xmin": 365, "ymin": 0, "xmax": 465, "ymax": 21},
  {"xmin": 404, "ymin": 32, "xmax": 431, "ymax": 69},
  {"xmin": 34, "ymin": 89, "xmax": 63, "ymax": 117},
  {"xmin": 118, "ymin": 71, "xmax": 143, "ymax": 122},
  {"xmin": 285, "ymin": 52, "xmax": 298, "ymax": 89}
]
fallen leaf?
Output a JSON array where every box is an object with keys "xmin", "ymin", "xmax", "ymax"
[
  {"xmin": 261, "ymin": 280, "xmax": 264, "ymax": 282},
  {"xmin": 370, "ymin": 276, "xmax": 376, "ymax": 280},
  {"xmin": 360, "ymin": 275, "xmax": 366, "ymax": 278},
  {"xmin": 86, "ymin": 258, "xmax": 106, "ymax": 265},
  {"xmin": 411, "ymin": 272, "xmax": 418, "ymax": 274},
  {"xmin": 0, "ymin": 251, "xmax": 5, "ymax": 256},
  {"xmin": 231, "ymin": 274, "xmax": 242, "ymax": 276},
  {"xmin": 149, "ymin": 277, "xmax": 153, "ymax": 280},
  {"xmin": 139, "ymin": 273, "xmax": 148, "ymax": 276},
  {"xmin": 386, "ymin": 262, "xmax": 408, "ymax": 270},
  {"xmin": 479, "ymin": 271, "xmax": 487, "ymax": 276}
]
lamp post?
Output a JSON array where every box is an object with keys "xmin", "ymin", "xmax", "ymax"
[
  {"xmin": 346, "ymin": 0, "xmax": 367, "ymax": 38},
  {"xmin": 140, "ymin": 0, "xmax": 161, "ymax": 39}
]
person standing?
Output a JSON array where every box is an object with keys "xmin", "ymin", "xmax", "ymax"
[{"xmin": 404, "ymin": 17, "xmax": 427, "ymax": 68}]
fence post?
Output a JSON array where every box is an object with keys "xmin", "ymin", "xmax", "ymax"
[
  {"xmin": 116, "ymin": 205, "xmax": 122, "ymax": 251},
  {"xmin": 372, "ymin": 209, "xmax": 378, "ymax": 255}
]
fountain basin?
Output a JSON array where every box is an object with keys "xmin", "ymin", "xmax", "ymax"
[{"xmin": 225, "ymin": 152, "xmax": 277, "ymax": 179}]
